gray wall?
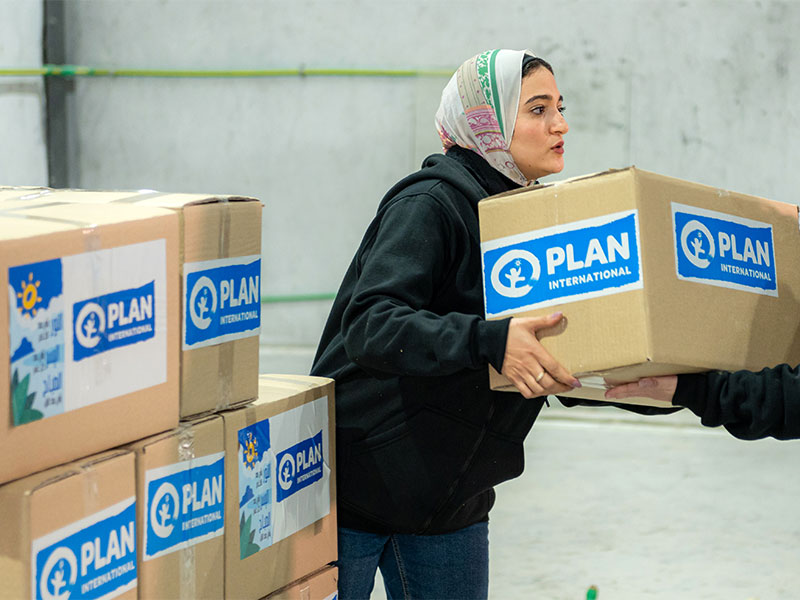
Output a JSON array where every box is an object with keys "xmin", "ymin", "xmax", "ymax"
[
  {"xmin": 4, "ymin": 0, "xmax": 800, "ymax": 374},
  {"xmin": 1, "ymin": 0, "xmax": 47, "ymax": 185}
]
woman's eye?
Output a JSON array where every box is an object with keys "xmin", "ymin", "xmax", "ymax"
[
  {"xmin": 531, "ymin": 106, "xmax": 545, "ymax": 115},
  {"xmin": 558, "ymin": 106, "xmax": 566, "ymax": 114}
]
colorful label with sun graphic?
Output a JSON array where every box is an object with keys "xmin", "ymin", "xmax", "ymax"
[
  {"xmin": 8, "ymin": 240, "xmax": 167, "ymax": 426},
  {"xmin": 237, "ymin": 420, "xmax": 273, "ymax": 558},
  {"xmin": 8, "ymin": 258, "xmax": 66, "ymax": 424},
  {"xmin": 236, "ymin": 396, "xmax": 330, "ymax": 559}
]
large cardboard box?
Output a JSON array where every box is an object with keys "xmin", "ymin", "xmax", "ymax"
[
  {"xmin": 0, "ymin": 450, "xmax": 137, "ymax": 600},
  {"xmin": 223, "ymin": 374, "xmax": 336, "ymax": 600},
  {"xmin": 0, "ymin": 187, "xmax": 263, "ymax": 418},
  {"xmin": 127, "ymin": 415, "xmax": 225, "ymax": 599},
  {"xmin": 0, "ymin": 198, "xmax": 179, "ymax": 484},
  {"xmin": 265, "ymin": 565, "xmax": 339, "ymax": 600},
  {"xmin": 479, "ymin": 167, "xmax": 800, "ymax": 405}
]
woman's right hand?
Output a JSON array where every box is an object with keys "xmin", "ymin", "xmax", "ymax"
[{"xmin": 502, "ymin": 313, "xmax": 580, "ymax": 399}]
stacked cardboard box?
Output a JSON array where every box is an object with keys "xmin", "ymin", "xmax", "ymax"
[
  {"xmin": 265, "ymin": 565, "xmax": 339, "ymax": 600},
  {"xmin": 479, "ymin": 167, "xmax": 800, "ymax": 406},
  {"xmin": 127, "ymin": 416, "xmax": 226, "ymax": 599},
  {"xmin": 0, "ymin": 187, "xmax": 264, "ymax": 418},
  {"xmin": 0, "ymin": 451, "xmax": 137, "ymax": 600},
  {"xmin": 223, "ymin": 374, "xmax": 337, "ymax": 600},
  {"xmin": 0, "ymin": 187, "xmax": 338, "ymax": 598},
  {"xmin": 0, "ymin": 197, "xmax": 180, "ymax": 484}
]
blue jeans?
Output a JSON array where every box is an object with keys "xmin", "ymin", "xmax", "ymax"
[{"xmin": 337, "ymin": 522, "xmax": 489, "ymax": 600}]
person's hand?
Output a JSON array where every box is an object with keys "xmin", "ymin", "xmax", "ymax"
[
  {"xmin": 502, "ymin": 312, "xmax": 580, "ymax": 399},
  {"xmin": 604, "ymin": 376, "xmax": 678, "ymax": 404}
]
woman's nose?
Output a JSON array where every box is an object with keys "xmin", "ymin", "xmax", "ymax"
[{"xmin": 552, "ymin": 112, "xmax": 568, "ymax": 134}]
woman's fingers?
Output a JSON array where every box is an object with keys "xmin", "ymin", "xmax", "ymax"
[{"xmin": 502, "ymin": 315, "xmax": 579, "ymax": 398}]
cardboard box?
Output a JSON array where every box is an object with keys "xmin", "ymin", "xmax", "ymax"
[
  {"xmin": 0, "ymin": 187, "xmax": 263, "ymax": 418},
  {"xmin": 223, "ymin": 374, "xmax": 336, "ymax": 600},
  {"xmin": 127, "ymin": 415, "xmax": 225, "ymax": 599},
  {"xmin": 0, "ymin": 198, "xmax": 179, "ymax": 484},
  {"xmin": 0, "ymin": 450, "xmax": 137, "ymax": 600},
  {"xmin": 265, "ymin": 565, "xmax": 339, "ymax": 600},
  {"xmin": 479, "ymin": 167, "xmax": 800, "ymax": 406}
]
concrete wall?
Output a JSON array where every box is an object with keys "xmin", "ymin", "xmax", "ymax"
[
  {"xmin": 0, "ymin": 0, "xmax": 47, "ymax": 185},
  {"xmin": 7, "ymin": 0, "xmax": 800, "ymax": 374}
]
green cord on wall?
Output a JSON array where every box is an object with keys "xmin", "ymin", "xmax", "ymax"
[{"xmin": 0, "ymin": 65, "xmax": 454, "ymax": 78}]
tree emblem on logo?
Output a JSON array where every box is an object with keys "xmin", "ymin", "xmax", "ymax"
[
  {"xmin": 74, "ymin": 302, "xmax": 105, "ymax": 348},
  {"xmin": 278, "ymin": 454, "xmax": 296, "ymax": 491},
  {"xmin": 490, "ymin": 249, "xmax": 541, "ymax": 298},
  {"xmin": 189, "ymin": 276, "xmax": 217, "ymax": 330},
  {"xmin": 150, "ymin": 482, "xmax": 180, "ymax": 538},
  {"xmin": 39, "ymin": 547, "xmax": 78, "ymax": 600},
  {"xmin": 680, "ymin": 219, "xmax": 715, "ymax": 269}
]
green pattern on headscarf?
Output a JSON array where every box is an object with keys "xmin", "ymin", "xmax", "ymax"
[{"xmin": 476, "ymin": 50, "xmax": 505, "ymax": 138}]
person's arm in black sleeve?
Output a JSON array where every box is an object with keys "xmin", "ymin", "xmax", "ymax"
[
  {"xmin": 673, "ymin": 364, "xmax": 800, "ymax": 440},
  {"xmin": 341, "ymin": 196, "xmax": 508, "ymax": 377},
  {"xmin": 555, "ymin": 396, "xmax": 681, "ymax": 415}
]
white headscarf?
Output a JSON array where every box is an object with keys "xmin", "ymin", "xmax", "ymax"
[{"xmin": 435, "ymin": 49, "xmax": 535, "ymax": 186}]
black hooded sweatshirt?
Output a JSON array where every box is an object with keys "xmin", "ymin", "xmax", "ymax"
[
  {"xmin": 311, "ymin": 146, "xmax": 546, "ymax": 535},
  {"xmin": 674, "ymin": 366, "xmax": 800, "ymax": 440}
]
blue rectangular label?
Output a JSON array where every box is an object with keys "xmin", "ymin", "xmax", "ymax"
[
  {"xmin": 672, "ymin": 203, "xmax": 777, "ymax": 295},
  {"xmin": 33, "ymin": 499, "xmax": 137, "ymax": 600},
  {"xmin": 275, "ymin": 431, "xmax": 324, "ymax": 502},
  {"xmin": 184, "ymin": 257, "xmax": 261, "ymax": 349},
  {"xmin": 72, "ymin": 281, "xmax": 156, "ymax": 361},
  {"xmin": 144, "ymin": 454, "xmax": 225, "ymax": 560},
  {"xmin": 482, "ymin": 211, "xmax": 642, "ymax": 317}
]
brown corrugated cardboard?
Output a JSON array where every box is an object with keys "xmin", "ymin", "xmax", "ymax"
[
  {"xmin": 0, "ymin": 187, "xmax": 262, "ymax": 419},
  {"xmin": 0, "ymin": 199, "xmax": 179, "ymax": 484},
  {"xmin": 265, "ymin": 565, "xmax": 339, "ymax": 600},
  {"xmin": 480, "ymin": 167, "xmax": 800, "ymax": 406},
  {"xmin": 0, "ymin": 450, "xmax": 137, "ymax": 600},
  {"xmin": 223, "ymin": 374, "xmax": 337, "ymax": 600},
  {"xmin": 127, "ymin": 416, "xmax": 225, "ymax": 599}
]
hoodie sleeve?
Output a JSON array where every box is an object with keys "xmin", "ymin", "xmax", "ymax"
[
  {"xmin": 674, "ymin": 364, "xmax": 800, "ymax": 440},
  {"xmin": 340, "ymin": 194, "xmax": 509, "ymax": 378}
]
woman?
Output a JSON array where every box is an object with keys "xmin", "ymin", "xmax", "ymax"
[
  {"xmin": 604, "ymin": 366, "xmax": 800, "ymax": 440},
  {"xmin": 311, "ymin": 49, "xmax": 578, "ymax": 599}
]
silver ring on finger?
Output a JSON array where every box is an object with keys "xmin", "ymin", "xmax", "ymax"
[{"xmin": 535, "ymin": 371, "xmax": 546, "ymax": 383}]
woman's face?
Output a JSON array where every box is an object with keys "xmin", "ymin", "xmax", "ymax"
[{"xmin": 509, "ymin": 67, "xmax": 568, "ymax": 182}]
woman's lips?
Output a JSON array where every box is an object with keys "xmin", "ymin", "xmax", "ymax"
[{"xmin": 552, "ymin": 141, "xmax": 565, "ymax": 155}]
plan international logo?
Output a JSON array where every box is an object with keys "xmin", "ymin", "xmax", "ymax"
[
  {"xmin": 184, "ymin": 256, "xmax": 261, "ymax": 349},
  {"xmin": 672, "ymin": 203, "xmax": 777, "ymax": 296},
  {"xmin": 32, "ymin": 499, "xmax": 137, "ymax": 600},
  {"xmin": 482, "ymin": 211, "xmax": 643, "ymax": 317},
  {"xmin": 143, "ymin": 453, "xmax": 225, "ymax": 560},
  {"xmin": 72, "ymin": 281, "xmax": 156, "ymax": 361}
]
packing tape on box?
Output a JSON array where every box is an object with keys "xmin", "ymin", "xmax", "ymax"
[
  {"xmin": 0, "ymin": 201, "xmax": 103, "ymax": 254},
  {"xmin": 0, "ymin": 204, "xmax": 100, "ymax": 229},
  {"xmin": 216, "ymin": 199, "xmax": 235, "ymax": 408},
  {"xmin": 0, "ymin": 186, "xmax": 54, "ymax": 201},
  {"xmin": 108, "ymin": 190, "xmax": 172, "ymax": 204},
  {"xmin": 176, "ymin": 424, "xmax": 198, "ymax": 600},
  {"xmin": 216, "ymin": 343, "xmax": 235, "ymax": 411}
]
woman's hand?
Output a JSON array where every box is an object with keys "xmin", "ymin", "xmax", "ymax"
[
  {"xmin": 502, "ymin": 312, "xmax": 580, "ymax": 399},
  {"xmin": 604, "ymin": 376, "xmax": 678, "ymax": 404}
]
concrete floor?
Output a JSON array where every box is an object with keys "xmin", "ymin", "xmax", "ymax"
[{"xmin": 368, "ymin": 402, "xmax": 800, "ymax": 600}]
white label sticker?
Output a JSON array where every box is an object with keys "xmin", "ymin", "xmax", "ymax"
[
  {"xmin": 237, "ymin": 396, "xmax": 330, "ymax": 558},
  {"xmin": 8, "ymin": 240, "xmax": 167, "ymax": 426}
]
